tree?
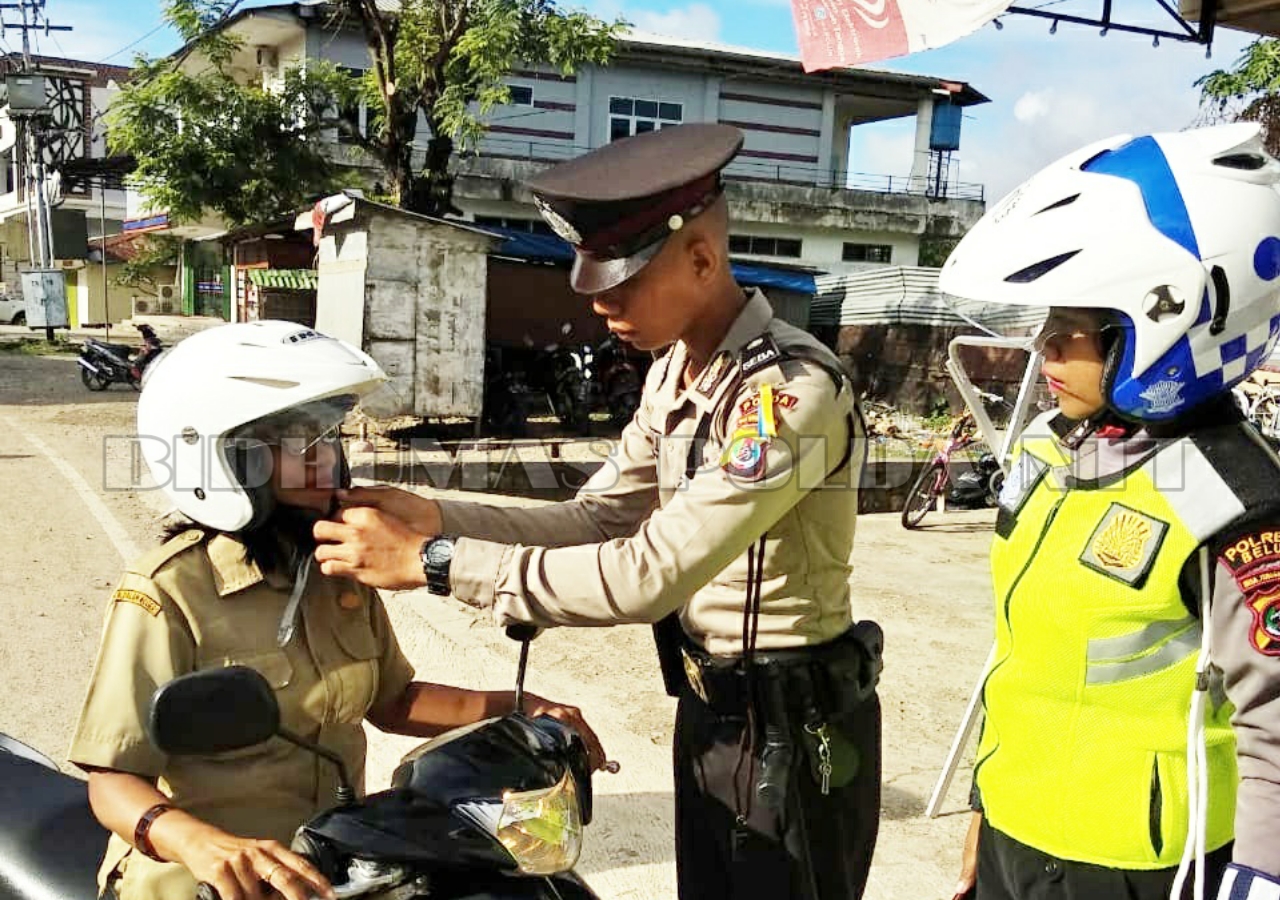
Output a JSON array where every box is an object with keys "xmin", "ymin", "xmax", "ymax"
[
  {"xmin": 335, "ymin": 1, "xmax": 623, "ymax": 215},
  {"xmin": 1197, "ymin": 38, "xmax": 1280, "ymax": 156},
  {"xmin": 108, "ymin": 0, "xmax": 349, "ymax": 226}
]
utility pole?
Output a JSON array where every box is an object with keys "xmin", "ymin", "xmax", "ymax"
[{"xmin": 0, "ymin": 0, "xmax": 71, "ymax": 341}]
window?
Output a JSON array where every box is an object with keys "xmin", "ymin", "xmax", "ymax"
[
  {"xmin": 473, "ymin": 215, "xmax": 553, "ymax": 236},
  {"xmin": 729, "ymin": 235, "xmax": 803, "ymax": 258},
  {"xmin": 508, "ymin": 84, "xmax": 534, "ymax": 106},
  {"xmin": 608, "ymin": 96, "xmax": 683, "ymax": 142},
  {"xmin": 842, "ymin": 243, "xmax": 893, "ymax": 263}
]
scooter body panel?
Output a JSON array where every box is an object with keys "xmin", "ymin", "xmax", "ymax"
[{"xmin": 0, "ymin": 744, "xmax": 106, "ymax": 900}]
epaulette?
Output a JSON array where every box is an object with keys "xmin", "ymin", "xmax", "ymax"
[
  {"xmin": 1191, "ymin": 420, "xmax": 1280, "ymax": 524},
  {"xmin": 129, "ymin": 528, "xmax": 210, "ymax": 578},
  {"xmin": 737, "ymin": 328, "xmax": 848, "ymax": 392}
]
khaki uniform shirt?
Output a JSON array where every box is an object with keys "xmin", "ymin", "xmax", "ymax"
[
  {"xmin": 441, "ymin": 289, "xmax": 864, "ymax": 655},
  {"xmin": 68, "ymin": 530, "xmax": 414, "ymax": 900}
]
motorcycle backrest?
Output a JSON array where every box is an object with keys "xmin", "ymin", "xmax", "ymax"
[{"xmin": 149, "ymin": 666, "xmax": 280, "ymax": 755}]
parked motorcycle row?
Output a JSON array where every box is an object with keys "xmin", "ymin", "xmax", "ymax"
[
  {"xmin": 484, "ymin": 327, "xmax": 645, "ymax": 437},
  {"xmin": 0, "ymin": 627, "xmax": 604, "ymax": 900},
  {"xmin": 77, "ymin": 324, "xmax": 165, "ymax": 391}
]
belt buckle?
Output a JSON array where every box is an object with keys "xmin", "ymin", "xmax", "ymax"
[{"xmin": 681, "ymin": 648, "xmax": 709, "ymax": 704}]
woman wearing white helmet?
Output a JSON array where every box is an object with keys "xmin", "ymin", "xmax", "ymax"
[
  {"xmin": 943, "ymin": 123, "xmax": 1280, "ymax": 900},
  {"xmin": 66, "ymin": 322, "xmax": 603, "ymax": 900}
]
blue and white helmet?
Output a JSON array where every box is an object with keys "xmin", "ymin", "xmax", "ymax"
[{"xmin": 940, "ymin": 123, "xmax": 1280, "ymax": 422}]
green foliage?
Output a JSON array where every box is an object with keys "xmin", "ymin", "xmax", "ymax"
[
  {"xmin": 109, "ymin": 0, "xmax": 348, "ymax": 226},
  {"xmin": 115, "ymin": 235, "xmax": 182, "ymax": 293},
  {"xmin": 342, "ymin": 0, "xmax": 623, "ymax": 212},
  {"xmin": 1197, "ymin": 39, "xmax": 1280, "ymax": 155},
  {"xmin": 918, "ymin": 236, "xmax": 960, "ymax": 269}
]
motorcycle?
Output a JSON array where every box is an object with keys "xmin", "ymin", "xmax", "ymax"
[
  {"xmin": 591, "ymin": 335, "xmax": 642, "ymax": 428},
  {"xmin": 0, "ymin": 626, "xmax": 604, "ymax": 900},
  {"xmin": 529, "ymin": 325, "xmax": 591, "ymax": 434},
  {"xmin": 483, "ymin": 345, "xmax": 533, "ymax": 438},
  {"xmin": 78, "ymin": 324, "xmax": 164, "ymax": 392},
  {"xmin": 947, "ymin": 451, "xmax": 1004, "ymax": 509}
]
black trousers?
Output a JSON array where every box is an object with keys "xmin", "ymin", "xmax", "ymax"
[
  {"xmin": 672, "ymin": 687, "xmax": 881, "ymax": 900},
  {"xmin": 977, "ymin": 819, "xmax": 1232, "ymax": 900}
]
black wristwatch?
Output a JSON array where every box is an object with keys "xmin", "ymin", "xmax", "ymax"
[{"xmin": 420, "ymin": 536, "xmax": 456, "ymax": 596}]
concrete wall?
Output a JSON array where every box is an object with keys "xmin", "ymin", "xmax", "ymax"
[{"xmin": 364, "ymin": 212, "xmax": 494, "ymax": 418}]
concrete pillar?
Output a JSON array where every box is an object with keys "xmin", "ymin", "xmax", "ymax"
[
  {"xmin": 833, "ymin": 112, "xmax": 852, "ymax": 187},
  {"xmin": 910, "ymin": 97, "xmax": 934, "ymax": 190},
  {"xmin": 703, "ymin": 75, "xmax": 721, "ymax": 125},
  {"xmin": 818, "ymin": 89, "xmax": 836, "ymax": 187},
  {"xmin": 574, "ymin": 69, "xmax": 593, "ymax": 149}
]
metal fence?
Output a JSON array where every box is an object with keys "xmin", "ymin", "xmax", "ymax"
[{"xmin": 460, "ymin": 135, "xmax": 985, "ymax": 203}]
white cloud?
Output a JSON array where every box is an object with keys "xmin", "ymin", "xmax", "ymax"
[
  {"xmin": 629, "ymin": 3, "xmax": 723, "ymax": 41},
  {"xmin": 1012, "ymin": 89, "xmax": 1051, "ymax": 123}
]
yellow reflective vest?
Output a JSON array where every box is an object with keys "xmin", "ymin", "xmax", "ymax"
[{"xmin": 977, "ymin": 415, "xmax": 1239, "ymax": 869}]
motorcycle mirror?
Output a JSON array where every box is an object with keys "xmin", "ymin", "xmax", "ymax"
[
  {"xmin": 505, "ymin": 625, "xmax": 539, "ymax": 715},
  {"xmin": 148, "ymin": 667, "xmax": 280, "ymax": 756},
  {"xmin": 505, "ymin": 624, "xmax": 540, "ymax": 643}
]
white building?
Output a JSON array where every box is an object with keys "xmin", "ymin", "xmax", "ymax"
[
  {"xmin": 0, "ymin": 55, "xmax": 131, "ymax": 304},
  {"xmin": 125, "ymin": 1, "xmax": 989, "ymax": 316}
]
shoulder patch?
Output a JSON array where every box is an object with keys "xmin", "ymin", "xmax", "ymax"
[
  {"xmin": 1218, "ymin": 529, "xmax": 1280, "ymax": 657},
  {"xmin": 131, "ymin": 528, "xmax": 208, "ymax": 578},
  {"xmin": 111, "ymin": 587, "xmax": 161, "ymax": 617},
  {"xmin": 740, "ymin": 334, "xmax": 782, "ymax": 377}
]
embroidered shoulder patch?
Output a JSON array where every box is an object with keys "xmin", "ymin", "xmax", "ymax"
[
  {"xmin": 1218, "ymin": 530, "xmax": 1280, "ymax": 656},
  {"xmin": 740, "ymin": 334, "xmax": 782, "ymax": 377},
  {"xmin": 722, "ymin": 384, "xmax": 778, "ymax": 481},
  {"xmin": 112, "ymin": 587, "xmax": 161, "ymax": 617},
  {"xmin": 1079, "ymin": 503, "xmax": 1169, "ymax": 588}
]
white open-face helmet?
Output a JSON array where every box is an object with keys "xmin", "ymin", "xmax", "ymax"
[
  {"xmin": 940, "ymin": 123, "xmax": 1280, "ymax": 422},
  {"xmin": 136, "ymin": 321, "xmax": 387, "ymax": 532}
]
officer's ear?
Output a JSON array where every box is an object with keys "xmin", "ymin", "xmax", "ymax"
[{"xmin": 685, "ymin": 231, "xmax": 723, "ymax": 286}]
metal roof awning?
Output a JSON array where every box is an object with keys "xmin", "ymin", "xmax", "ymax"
[
  {"xmin": 248, "ymin": 269, "xmax": 318, "ymax": 290},
  {"xmin": 480, "ymin": 225, "xmax": 821, "ymax": 295},
  {"xmin": 1181, "ymin": 0, "xmax": 1280, "ymax": 37}
]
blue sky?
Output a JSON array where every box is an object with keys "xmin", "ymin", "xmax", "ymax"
[{"xmin": 44, "ymin": 0, "xmax": 1260, "ymax": 200}]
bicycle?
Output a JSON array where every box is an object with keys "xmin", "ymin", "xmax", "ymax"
[{"xmin": 900, "ymin": 400, "xmax": 1006, "ymax": 530}]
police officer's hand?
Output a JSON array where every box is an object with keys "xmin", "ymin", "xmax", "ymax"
[
  {"xmin": 335, "ymin": 487, "xmax": 442, "ymax": 536},
  {"xmin": 166, "ymin": 822, "xmax": 333, "ymax": 900},
  {"xmin": 313, "ymin": 506, "xmax": 430, "ymax": 590},
  {"xmin": 951, "ymin": 811, "xmax": 981, "ymax": 900},
  {"xmin": 521, "ymin": 691, "xmax": 608, "ymax": 773}
]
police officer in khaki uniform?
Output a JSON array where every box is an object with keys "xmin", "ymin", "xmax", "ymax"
[
  {"xmin": 69, "ymin": 321, "xmax": 602, "ymax": 900},
  {"xmin": 316, "ymin": 124, "xmax": 883, "ymax": 900}
]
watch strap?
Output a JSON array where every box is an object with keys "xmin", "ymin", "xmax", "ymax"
[{"xmin": 134, "ymin": 802, "xmax": 175, "ymax": 862}]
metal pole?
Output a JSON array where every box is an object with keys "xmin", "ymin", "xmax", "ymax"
[
  {"xmin": 101, "ymin": 180, "xmax": 109, "ymax": 337},
  {"xmin": 21, "ymin": 123, "xmax": 33, "ymax": 266}
]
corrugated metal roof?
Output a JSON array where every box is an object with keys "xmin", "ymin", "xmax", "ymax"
[
  {"xmin": 248, "ymin": 269, "xmax": 318, "ymax": 290},
  {"xmin": 478, "ymin": 225, "xmax": 818, "ymax": 294},
  {"xmin": 812, "ymin": 267, "xmax": 1043, "ymax": 333}
]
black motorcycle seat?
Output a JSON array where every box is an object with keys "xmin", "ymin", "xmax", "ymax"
[
  {"xmin": 0, "ymin": 750, "xmax": 107, "ymax": 900},
  {"xmin": 85, "ymin": 339, "xmax": 134, "ymax": 358}
]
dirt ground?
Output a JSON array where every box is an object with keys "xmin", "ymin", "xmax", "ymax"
[{"xmin": 0, "ymin": 335, "xmax": 995, "ymax": 900}]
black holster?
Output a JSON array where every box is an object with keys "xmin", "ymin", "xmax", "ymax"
[{"xmin": 653, "ymin": 612, "xmax": 688, "ymax": 698}]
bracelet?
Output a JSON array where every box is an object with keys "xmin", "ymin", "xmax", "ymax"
[{"xmin": 134, "ymin": 802, "xmax": 175, "ymax": 862}]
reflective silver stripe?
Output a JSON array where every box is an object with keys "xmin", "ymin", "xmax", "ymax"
[
  {"xmin": 1085, "ymin": 623, "xmax": 1201, "ymax": 685},
  {"xmin": 1087, "ymin": 616, "xmax": 1197, "ymax": 663}
]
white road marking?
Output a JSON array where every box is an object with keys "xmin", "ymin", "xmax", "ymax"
[{"xmin": 3, "ymin": 414, "xmax": 140, "ymax": 562}]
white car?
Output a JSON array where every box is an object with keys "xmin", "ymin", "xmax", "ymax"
[{"xmin": 0, "ymin": 292, "xmax": 24, "ymax": 325}]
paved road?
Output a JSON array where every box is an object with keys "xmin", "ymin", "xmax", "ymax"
[{"xmin": 0, "ymin": 347, "xmax": 997, "ymax": 900}]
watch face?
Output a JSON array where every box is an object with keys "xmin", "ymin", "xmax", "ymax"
[{"xmin": 426, "ymin": 539, "xmax": 454, "ymax": 566}]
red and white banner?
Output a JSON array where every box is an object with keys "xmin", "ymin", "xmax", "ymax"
[{"xmin": 790, "ymin": 0, "xmax": 1014, "ymax": 70}]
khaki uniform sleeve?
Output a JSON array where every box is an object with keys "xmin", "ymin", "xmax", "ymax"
[
  {"xmin": 449, "ymin": 365, "xmax": 851, "ymax": 627},
  {"xmin": 436, "ymin": 379, "xmax": 661, "ymax": 547},
  {"xmin": 366, "ymin": 586, "xmax": 415, "ymax": 713},
  {"xmin": 1206, "ymin": 534, "xmax": 1280, "ymax": 877},
  {"xmin": 67, "ymin": 572, "xmax": 195, "ymax": 777}
]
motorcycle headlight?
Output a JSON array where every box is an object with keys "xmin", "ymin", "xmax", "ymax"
[{"xmin": 457, "ymin": 770, "xmax": 583, "ymax": 875}]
